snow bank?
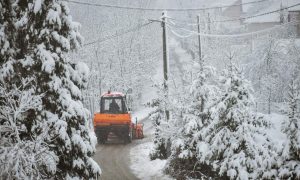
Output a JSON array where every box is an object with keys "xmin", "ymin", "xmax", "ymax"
[
  {"xmin": 130, "ymin": 142, "xmax": 173, "ymax": 180},
  {"xmin": 265, "ymin": 113, "xmax": 287, "ymax": 151}
]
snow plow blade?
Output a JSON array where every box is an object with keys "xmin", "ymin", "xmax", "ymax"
[{"xmin": 133, "ymin": 123, "xmax": 144, "ymax": 139}]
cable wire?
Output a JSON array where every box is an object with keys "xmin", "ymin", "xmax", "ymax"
[
  {"xmin": 166, "ymin": 2, "xmax": 300, "ymax": 25},
  {"xmin": 167, "ymin": 20, "xmax": 299, "ymax": 38},
  {"xmin": 67, "ymin": 0, "xmax": 267, "ymax": 12},
  {"xmin": 222, "ymin": 2, "xmax": 300, "ymax": 22},
  {"xmin": 169, "ymin": 28, "xmax": 194, "ymax": 38},
  {"xmin": 83, "ymin": 21, "xmax": 154, "ymax": 46}
]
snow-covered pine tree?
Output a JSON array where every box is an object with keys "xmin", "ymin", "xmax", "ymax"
[
  {"xmin": 149, "ymin": 97, "xmax": 168, "ymax": 160},
  {"xmin": 166, "ymin": 66, "xmax": 220, "ymax": 179},
  {"xmin": 0, "ymin": 0, "xmax": 100, "ymax": 179},
  {"xmin": 0, "ymin": 1, "xmax": 53, "ymax": 178},
  {"xmin": 0, "ymin": 80, "xmax": 59, "ymax": 179},
  {"xmin": 279, "ymin": 76, "xmax": 300, "ymax": 179},
  {"xmin": 197, "ymin": 64, "xmax": 277, "ymax": 179}
]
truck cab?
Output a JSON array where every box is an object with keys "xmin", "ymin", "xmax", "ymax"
[
  {"xmin": 100, "ymin": 93, "xmax": 128, "ymax": 114},
  {"xmin": 94, "ymin": 91, "xmax": 132, "ymax": 144}
]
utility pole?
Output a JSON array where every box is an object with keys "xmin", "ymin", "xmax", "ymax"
[
  {"xmin": 280, "ymin": 0, "xmax": 284, "ymax": 24},
  {"xmin": 162, "ymin": 11, "xmax": 169, "ymax": 120},
  {"xmin": 197, "ymin": 15, "xmax": 203, "ymax": 71},
  {"xmin": 95, "ymin": 49, "xmax": 102, "ymax": 96},
  {"xmin": 207, "ymin": 12, "xmax": 211, "ymax": 34}
]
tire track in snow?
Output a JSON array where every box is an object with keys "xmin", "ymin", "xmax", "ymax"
[
  {"xmin": 94, "ymin": 137, "xmax": 139, "ymax": 180},
  {"xmin": 93, "ymin": 114, "xmax": 152, "ymax": 180}
]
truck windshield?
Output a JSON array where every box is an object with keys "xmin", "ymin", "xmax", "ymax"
[{"xmin": 100, "ymin": 97, "xmax": 127, "ymax": 114}]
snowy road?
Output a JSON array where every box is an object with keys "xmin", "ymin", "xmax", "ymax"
[
  {"xmin": 92, "ymin": 108, "xmax": 171, "ymax": 180},
  {"xmin": 93, "ymin": 110, "xmax": 153, "ymax": 180},
  {"xmin": 93, "ymin": 136, "xmax": 140, "ymax": 180}
]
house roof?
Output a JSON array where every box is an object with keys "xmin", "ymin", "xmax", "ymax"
[
  {"xmin": 209, "ymin": 0, "xmax": 241, "ymax": 7},
  {"xmin": 244, "ymin": 0, "xmax": 300, "ymax": 23}
]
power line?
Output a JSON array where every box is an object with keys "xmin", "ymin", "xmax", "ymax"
[
  {"xmin": 67, "ymin": 0, "xmax": 267, "ymax": 12},
  {"xmin": 167, "ymin": 20, "xmax": 299, "ymax": 38},
  {"xmin": 224, "ymin": 2, "xmax": 300, "ymax": 22},
  {"xmin": 167, "ymin": 2, "xmax": 300, "ymax": 25},
  {"xmin": 79, "ymin": 2, "xmax": 300, "ymax": 45},
  {"xmin": 83, "ymin": 21, "xmax": 154, "ymax": 46}
]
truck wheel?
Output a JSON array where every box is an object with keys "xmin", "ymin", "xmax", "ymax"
[
  {"xmin": 123, "ymin": 130, "xmax": 132, "ymax": 144},
  {"xmin": 99, "ymin": 136, "xmax": 106, "ymax": 144},
  {"xmin": 128, "ymin": 130, "xmax": 132, "ymax": 143},
  {"xmin": 104, "ymin": 133, "xmax": 108, "ymax": 142},
  {"xmin": 123, "ymin": 136, "xmax": 127, "ymax": 144},
  {"xmin": 132, "ymin": 128, "xmax": 136, "ymax": 140},
  {"xmin": 97, "ymin": 137, "xmax": 104, "ymax": 144},
  {"xmin": 97, "ymin": 133, "xmax": 107, "ymax": 144},
  {"xmin": 97, "ymin": 134, "xmax": 101, "ymax": 144}
]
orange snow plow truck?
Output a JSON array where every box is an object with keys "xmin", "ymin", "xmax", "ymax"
[{"xmin": 93, "ymin": 91, "xmax": 144, "ymax": 144}]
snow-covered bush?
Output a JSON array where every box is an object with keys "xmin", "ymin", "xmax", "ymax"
[
  {"xmin": 148, "ymin": 77, "xmax": 181, "ymax": 160},
  {"xmin": 279, "ymin": 75, "xmax": 300, "ymax": 179},
  {"xmin": 0, "ymin": 82, "xmax": 58, "ymax": 179},
  {"xmin": 197, "ymin": 64, "xmax": 278, "ymax": 179},
  {"xmin": 150, "ymin": 58, "xmax": 280, "ymax": 179},
  {"xmin": 149, "ymin": 92, "xmax": 170, "ymax": 160},
  {"xmin": 149, "ymin": 109, "xmax": 169, "ymax": 160},
  {"xmin": 0, "ymin": 0, "xmax": 100, "ymax": 179},
  {"xmin": 165, "ymin": 66, "xmax": 221, "ymax": 179}
]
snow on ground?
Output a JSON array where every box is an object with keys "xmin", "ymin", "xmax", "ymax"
[
  {"xmin": 132, "ymin": 107, "xmax": 155, "ymax": 123},
  {"xmin": 129, "ymin": 41, "xmax": 173, "ymax": 179},
  {"xmin": 130, "ymin": 142, "xmax": 173, "ymax": 180},
  {"xmin": 168, "ymin": 38, "xmax": 195, "ymax": 94},
  {"xmin": 171, "ymin": 38, "xmax": 193, "ymax": 69},
  {"xmin": 129, "ymin": 38, "xmax": 190, "ymax": 180},
  {"xmin": 265, "ymin": 113, "xmax": 288, "ymax": 151},
  {"xmin": 129, "ymin": 111, "xmax": 288, "ymax": 180}
]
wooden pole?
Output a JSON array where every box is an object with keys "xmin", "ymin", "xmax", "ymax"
[
  {"xmin": 197, "ymin": 15, "xmax": 203, "ymax": 71},
  {"xmin": 207, "ymin": 12, "xmax": 211, "ymax": 33},
  {"xmin": 162, "ymin": 11, "xmax": 169, "ymax": 120}
]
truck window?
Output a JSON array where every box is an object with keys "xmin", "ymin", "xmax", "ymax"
[{"xmin": 100, "ymin": 97, "xmax": 127, "ymax": 114}]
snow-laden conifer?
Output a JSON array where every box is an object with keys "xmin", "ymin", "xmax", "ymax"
[
  {"xmin": 0, "ymin": 81, "xmax": 59, "ymax": 179},
  {"xmin": 0, "ymin": 0, "xmax": 100, "ymax": 179},
  {"xmin": 149, "ymin": 95, "xmax": 169, "ymax": 160},
  {"xmin": 279, "ymin": 75, "xmax": 300, "ymax": 179},
  {"xmin": 197, "ymin": 64, "xmax": 277, "ymax": 179},
  {"xmin": 149, "ymin": 109, "xmax": 169, "ymax": 160},
  {"xmin": 166, "ymin": 66, "xmax": 220, "ymax": 178}
]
